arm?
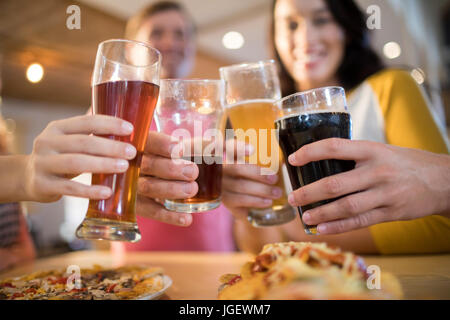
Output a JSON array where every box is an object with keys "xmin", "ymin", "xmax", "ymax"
[
  {"xmin": 367, "ymin": 70, "xmax": 450, "ymax": 254},
  {"xmin": 0, "ymin": 114, "xmax": 137, "ymax": 203},
  {"xmin": 286, "ymin": 71, "xmax": 450, "ymax": 254},
  {"xmin": 0, "ymin": 155, "xmax": 29, "ymax": 202},
  {"xmin": 222, "ymin": 138, "xmax": 379, "ymax": 254}
]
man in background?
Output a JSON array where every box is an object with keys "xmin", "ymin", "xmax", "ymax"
[
  {"xmin": 112, "ymin": 1, "xmax": 236, "ymax": 252},
  {"xmin": 125, "ymin": 1, "xmax": 196, "ymax": 79}
]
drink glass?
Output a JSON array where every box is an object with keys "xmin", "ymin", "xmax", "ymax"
[
  {"xmin": 76, "ymin": 39, "xmax": 161, "ymax": 242},
  {"xmin": 155, "ymin": 79, "xmax": 225, "ymax": 213},
  {"xmin": 220, "ymin": 60, "xmax": 296, "ymax": 227},
  {"xmin": 275, "ymin": 87, "xmax": 355, "ymax": 235}
]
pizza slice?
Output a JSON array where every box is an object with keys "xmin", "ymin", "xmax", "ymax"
[
  {"xmin": 218, "ymin": 242, "xmax": 402, "ymax": 300},
  {"xmin": 0, "ymin": 265, "xmax": 167, "ymax": 300}
]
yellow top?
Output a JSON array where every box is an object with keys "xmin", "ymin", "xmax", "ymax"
[{"xmin": 349, "ymin": 69, "xmax": 450, "ymax": 254}]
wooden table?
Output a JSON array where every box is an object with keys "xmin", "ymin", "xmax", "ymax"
[{"xmin": 1, "ymin": 251, "xmax": 449, "ymax": 299}]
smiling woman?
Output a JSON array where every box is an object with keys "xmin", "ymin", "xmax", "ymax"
[{"xmin": 272, "ymin": 0, "xmax": 384, "ymax": 96}]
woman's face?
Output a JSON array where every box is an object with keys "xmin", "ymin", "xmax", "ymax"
[{"xmin": 274, "ymin": 0, "xmax": 345, "ymax": 90}]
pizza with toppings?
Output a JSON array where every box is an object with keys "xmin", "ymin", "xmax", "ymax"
[
  {"xmin": 218, "ymin": 242, "xmax": 403, "ymax": 300},
  {"xmin": 0, "ymin": 265, "xmax": 169, "ymax": 300}
]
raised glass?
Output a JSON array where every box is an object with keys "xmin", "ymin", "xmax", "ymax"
[
  {"xmin": 275, "ymin": 87, "xmax": 355, "ymax": 235},
  {"xmin": 76, "ymin": 39, "xmax": 161, "ymax": 242},
  {"xmin": 220, "ymin": 60, "xmax": 296, "ymax": 227},
  {"xmin": 155, "ymin": 79, "xmax": 225, "ymax": 213}
]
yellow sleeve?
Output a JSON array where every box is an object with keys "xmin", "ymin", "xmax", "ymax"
[{"xmin": 366, "ymin": 69, "xmax": 450, "ymax": 254}]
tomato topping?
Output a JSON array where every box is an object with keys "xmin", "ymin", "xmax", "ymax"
[
  {"xmin": 11, "ymin": 293, "xmax": 24, "ymax": 299},
  {"xmin": 48, "ymin": 277, "xmax": 68, "ymax": 285},
  {"xmin": 25, "ymin": 288, "xmax": 37, "ymax": 294},
  {"xmin": 106, "ymin": 284, "xmax": 117, "ymax": 293},
  {"xmin": 227, "ymin": 275, "xmax": 242, "ymax": 286},
  {"xmin": 1, "ymin": 282, "xmax": 15, "ymax": 288}
]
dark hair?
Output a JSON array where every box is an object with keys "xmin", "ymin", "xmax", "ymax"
[
  {"xmin": 125, "ymin": 1, "xmax": 196, "ymax": 40},
  {"xmin": 270, "ymin": 0, "xmax": 384, "ymax": 96}
]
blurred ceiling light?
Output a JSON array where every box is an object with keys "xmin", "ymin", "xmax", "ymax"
[
  {"xmin": 383, "ymin": 42, "xmax": 401, "ymax": 60},
  {"xmin": 222, "ymin": 31, "xmax": 245, "ymax": 50},
  {"xmin": 411, "ymin": 68, "xmax": 425, "ymax": 85},
  {"xmin": 26, "ymin": 63, "xmax": 44, "ymax": 83}
]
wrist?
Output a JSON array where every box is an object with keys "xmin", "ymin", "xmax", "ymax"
[
  {"xmin": 0, "ymin": 154, "xmax": 30, "ymax": 202},
  {"xmin": 16, "ymin": 155, "xmax": 33, "ymax": 201},
  {"xmin": 430, "ymin": 155, "xmax": 450, "ymax": 217}
]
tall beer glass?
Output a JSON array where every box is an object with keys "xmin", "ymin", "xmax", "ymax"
[
  {"xmin": 76, "ymin": 39, "xmax": 161, "ymax": 242},
  {"xmin": 155, "ymin": 79, "xmax": 225, "ymax": 213},
  {"xmin": 275, "ymin": 87, "xmax": 355, "ymax": 235},
  {"xmin": 220, "ymin": 60, "xmax": 296, "ymax": 227}
]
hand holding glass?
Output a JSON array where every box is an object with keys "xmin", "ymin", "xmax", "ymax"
[
  {"xmin": 275, "ymin": 87, "xmax": 355, "ymax": 235},
  {"xmin": 155, "ymin": 79, "xmax": 225, "ymax": 213}
]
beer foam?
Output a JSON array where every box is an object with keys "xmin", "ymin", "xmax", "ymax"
[
  {"xmin": 275, "ymin": 108, "xmax": 349, "ymax": 123},
  {"xmin": 227, "ymin": 99, "xmax": 276, "ymax": 109}
]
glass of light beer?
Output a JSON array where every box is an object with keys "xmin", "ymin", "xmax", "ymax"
[
  {"xmin": 76, "ymin": 39, "xmax": 161, "ymax": 242},
  {"xmin": 220, "ymin": 60, "xmax": 296, "ymax": 227},
  {"xmin": 155, "ymin": 79, "xmax": 225, "ymax": 213},
  {"xmin": 275, "ymin": 87, "xmax": 355, "ymax": 235}
]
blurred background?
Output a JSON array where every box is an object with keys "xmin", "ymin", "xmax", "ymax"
[{"xmin": 0, "ymin": 0, "xmax": 449, "ymax": 257}]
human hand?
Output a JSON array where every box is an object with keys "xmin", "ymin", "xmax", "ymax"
[
  {"xmin": 222, "ymin": 140, "xmax": 283, "ymax": 221},
  {"xmin": 136, "ymin": 131, "xmax": 199, "ymax": 226},
  {"xmin": 287, "ymin": 138, "xmax": 450, "ymax": 234},
  {"xmin": 25, "ymin": 115, "xmax": 137, "ymax": 202}
]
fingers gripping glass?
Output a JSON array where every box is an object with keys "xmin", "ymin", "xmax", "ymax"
[
  {"xmin": 275, "ymin": 87, "xmax": 355, "ymax": 235},
  {"xmin": 155, "ymin": 79, "xmax": 226, "ymax": 213},
  {"xmin": 220, "ymin": 60, "xmax": 296, "ymax": 227}
]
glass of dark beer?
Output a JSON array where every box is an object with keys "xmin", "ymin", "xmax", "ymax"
[
  {"xmin": 76, "ymin": 39, "xmax": 161, "ymax": 242},
  {"xmin": 155, "ymin": 79, "xmax": 225, "ymax": 213},
  {"xmin": 275, "ymin": 87, "xmax": 355, "ymax": 235}
]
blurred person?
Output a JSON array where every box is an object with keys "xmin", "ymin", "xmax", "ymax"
[
  {"xmin": 223, "ymin": 0, "xmax": 450, "ymax": 254},
  {"xmin": 124, "ymin": 0, "xmax": 196, "ymax": 79},
  {"xmin": 0, "ymin": 115, "xmax": 35, "ymax": 271},
  {"xmin": 111, "ymin": 1, "xmax": 235, "ymax": 252}
]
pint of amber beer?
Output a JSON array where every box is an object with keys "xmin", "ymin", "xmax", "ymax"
[
  {"xmin": 220, "ymin": 60, "xmax": 296, "ymax": 227},
  {"xmin": 76, "ymin": 39, "xmax": 161, "ymax": 242}
]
